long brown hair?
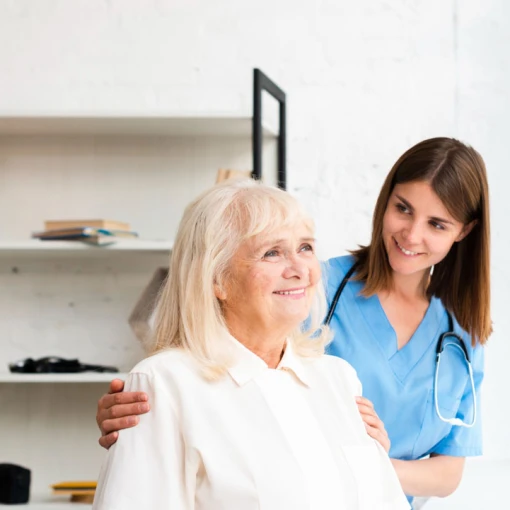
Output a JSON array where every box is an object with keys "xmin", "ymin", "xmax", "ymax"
[{"xmin": 352, "ymin": 137, "xmax": 491, "ymax": 345}]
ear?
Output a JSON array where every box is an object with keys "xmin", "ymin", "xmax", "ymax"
[
  {"xmin": 456, "ymin": 220, "xmax": 477, "ymax": 242},
  {"xmin": 214, "ymin": 282, "xmax": 227, "ymax": 301}
]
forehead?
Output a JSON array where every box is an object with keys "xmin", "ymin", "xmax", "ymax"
[
  {"xmin": 392, "ymin": 181, "xmax": 455, "ymax": 219},
  {"xmin": 245, "ymin": 223, "xmax": 315, "ymax": 249}
]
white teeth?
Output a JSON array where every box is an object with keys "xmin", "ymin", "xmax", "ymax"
[
  {"xmin": 275, "ymin": 289, "xmax": 305, "ymax": 295},
  {"xmin": 396, "ymin": 240, "xmax": 419, "ymax": 256}
]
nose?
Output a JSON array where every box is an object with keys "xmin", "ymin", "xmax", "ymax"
[
  {"xmin": 282, "ymin": 254, "xmax": 308, "ymax": 279},
  {"xmin": 402, "ymin": 220, "xmax": 423, "ymax": 244}
]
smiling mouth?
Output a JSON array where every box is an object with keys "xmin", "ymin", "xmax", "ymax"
[
  {"xmin": 394, "ymin": 238, "xmax": 421, "ymax": 257},
  {"xmin": 273, "ymin": 288, "xmax": 306, "ymax": 296}
]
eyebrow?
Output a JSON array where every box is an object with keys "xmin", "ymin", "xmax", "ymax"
[
  {"xmin": 256, "ymin": 237, "xmax": 316, "ymax": 249},
  {"xmin": 395, "ymin": 195, "xmax": 454, "ymax": 225}
]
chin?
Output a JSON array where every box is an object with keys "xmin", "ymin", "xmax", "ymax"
[
  {"xmin": 387, "ymin": 255, "xmax": 426, "ymax": 277},
  {"xmin": 279, "ymin": 311, "xmax": 310, "ymax": 330}
]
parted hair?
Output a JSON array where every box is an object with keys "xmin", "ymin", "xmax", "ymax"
[
  {"xmin": 151, "ymin": 178, "xmax": 331, "ymax": 379},
  {"xmin": 352, "ymin": 137, "xmax": 491, "ymax": 345}
]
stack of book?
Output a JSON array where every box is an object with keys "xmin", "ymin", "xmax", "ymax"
[
  {"xmin": 32, "ymin": 219, "xmax": 138, "ymax": 246},
  {"xmin": 51, "ymin": 480, "xmax": 96, "ymax": 503}
]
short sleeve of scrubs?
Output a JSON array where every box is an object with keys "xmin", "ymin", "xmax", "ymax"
[{"xmin": 432, "ymin": 341, "xmax": 484, "ymax": 457}]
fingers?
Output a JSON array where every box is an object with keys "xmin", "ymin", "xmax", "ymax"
[
  {"xmin": 355, "ymin": 396, "xmax": 390, "ymax": 452},
  {"xmin": 357, "ymin": 403, "xmax": 378, "ymax": 416},
  {"xmin": 364, "ymin": 423, "xmax": 391, "ymax": 453},
  {"xmin": 108, "ymin": 378, "xmax": 125, "ymax": 394},
  {"xmin": 101, "ymin": 415, "xmax": 140, "ymax": 435},
  {"xmin": 97, "ymin": 401, "xmax": 149, "ymax": 434},
  {"xmin": 96, "ymin": 392, "xmax": 149, "ymax": 435},
  {"xmin": 99, "ymin": 431, "xmax": 119, "ymax": 450},
  {"xmin": 355, "ymin": 396, "xmax": 374, "ymax": 408},
  {"xmin": 359, "ymin": 412, "xmax": 386, "ymax": 429},
  {"xmin": 100, "ymin": 391, "xmax": 148, "ymax": 411},
  {"xmin": 106, "ymin": 401, "xmax": 150, "ymax": 420},
  {"xmin": 96, "ymin": 383, "xmax": 149, "ymax": 450}
]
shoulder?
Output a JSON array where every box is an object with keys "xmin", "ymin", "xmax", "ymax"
[
  {"xmin": 129, "ymin": 348, "xmax": 197, "ymax": 381},
  {"xmin": 438, "ymin": 301, "xmax": 485, "ymax": 373},
  {"xmin": 125, "ymin": 349, "xmax": 201, "ymax": 401},
  {"xmin": 323, "ymin": 254, "xmax": 356, "ymax": 291},
  {"xmin": 324, "ymin": 254, "xmax": 355, "ymax": 276},
  {"xmin": 313, "ymin": 354, "xmax": 362, "ymax": 395}
]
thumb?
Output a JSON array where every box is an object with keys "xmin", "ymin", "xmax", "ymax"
[{"xmin": 108, "ymin": 378, "xmax": 125, "ymax": 394}]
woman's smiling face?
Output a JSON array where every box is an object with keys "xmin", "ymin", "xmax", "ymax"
[
  {"xmin": 382, "ymin": 180, "xmax": 472, "ymax": 277},
  {"xmin": 216, "ymin": 224, "xmax": 321, "ymax": 335}
]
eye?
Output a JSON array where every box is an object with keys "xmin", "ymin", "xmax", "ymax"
[
  {"xmin": 429, "ymin": 221, "xmax": 445, "ymax": 231},
  {"xmin": 299, "ymin": 243, "xmax": 314, "ymax": 253},
  {"xmin": 263, "ymin": 249, "xmax": 280, "ymax": 259},
  {"xmin": 396, "ymin": 203, "xmax": 410, "ymax": 214}
]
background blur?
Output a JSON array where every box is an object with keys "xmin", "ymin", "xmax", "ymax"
[{"xmin": 0, "ymin": 1, "xmax": 508, "ymax": 508}]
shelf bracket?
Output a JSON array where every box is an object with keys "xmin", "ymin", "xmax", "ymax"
[{"xmin": 252, "ymin": 69, "xmax": 287, "ymax": 190}]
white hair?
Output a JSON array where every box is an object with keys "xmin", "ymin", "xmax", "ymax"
[{"xmin": 151, "ymin": 179, "xmax": 331, "ymax": 379}]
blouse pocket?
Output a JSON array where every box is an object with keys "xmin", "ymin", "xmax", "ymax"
[{"xmin": 411, "ymin": 389, "xmax": 461, "ymax": 458}]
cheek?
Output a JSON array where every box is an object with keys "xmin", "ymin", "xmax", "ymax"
[
  {"xmin": 429, "ymin": 236, "xmax": 456, "ymax": 257},
  {"xmin": 382, "ymin": 210, "xmax": 400, "ymax": 235},
  {"xmin": 381, "ymin": 211, "xmax": 393, "ymax": 236},
  {"xmin": 309, "ymin": 259, "xmax": 321, "ymax": 285},
  {"xmin": 249, "ymin": 268, "xmax": 278, "ymax": 295}
]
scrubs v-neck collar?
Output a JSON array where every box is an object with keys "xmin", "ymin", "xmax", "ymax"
[{"xmin": 359, "ymin": 292, "xmax": 447, "ymax": 382}]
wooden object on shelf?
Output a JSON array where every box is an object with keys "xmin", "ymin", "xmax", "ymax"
[
  {"xmin": 51, "ymin": 481, "xmax": 96, "ymax": 503},
  {"xmin": 44, "ymin": 219, "xmax": 131, "ymax": 231},
  {"xmin": 216, "ymin": 168, "xmax": 252, "ymax": 183},
  {"xmin": 128, "ymin": 267, "xmax": 169, "ymax": 348}
]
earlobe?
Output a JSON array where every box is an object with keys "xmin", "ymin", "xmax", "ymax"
[
  {"xmin": 456, "ymin": 220, "xmax": 477, "ymax": 242},
  {"xmin": 214, "ymin": 283, "xmax": 227, "ymax": 301}
]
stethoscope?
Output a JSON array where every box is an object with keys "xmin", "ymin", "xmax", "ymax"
[{"xmin": 324, "ymin": 263, "xmax": 477, "ymax": 428}]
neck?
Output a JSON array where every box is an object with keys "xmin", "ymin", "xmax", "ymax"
[
  {"xmin": 225, "ymin": 317, "xmax": 288, "ymax": 368},
  {"xmin": 389, "ymin": 269, "xmax": 429, "ymax": 301}
]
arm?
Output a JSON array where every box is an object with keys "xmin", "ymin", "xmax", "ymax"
[
  {"xmin": 391, "ymin": 454, "xmax": 465, "ymax": 498},
  {"xmin": 96, "ymin": 378, "xmax": 150, "ymax": 449},
  {"xmin": 93, "ymin": 372, "xmax": 194, "ymax": 510}
]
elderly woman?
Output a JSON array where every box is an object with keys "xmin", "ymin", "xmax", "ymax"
[{"xmin": 92, "ymin": 179, "xmax": 408, "ymax": 510}]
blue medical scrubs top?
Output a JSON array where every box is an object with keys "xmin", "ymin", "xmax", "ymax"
[{"xmin": 324, "ymin": 256, "xmax": 484, "ymax": 504}]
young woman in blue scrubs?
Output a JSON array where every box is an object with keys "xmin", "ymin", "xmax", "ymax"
[{"xmin": 95, "ymin": 137, "xmax": 491, "ymax": 506}]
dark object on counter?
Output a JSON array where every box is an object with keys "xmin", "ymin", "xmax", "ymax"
[
  {"xmin": 8, "ymin": 356, "xmax": 119, "ymax": 374},
  {"xmin": 0, "ymin": 463, "xmax": 31, "ymax": 504}
]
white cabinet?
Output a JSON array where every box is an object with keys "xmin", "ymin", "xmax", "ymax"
[{"xmin": 0, "ymin": 112, "xmax": 278, "ymax": 508}]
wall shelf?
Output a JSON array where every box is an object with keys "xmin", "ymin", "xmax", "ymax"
[
  {"xmin": 0, "ymin": 239, "xmax": 173, "ymax": 255},
  {"xmin": 21, "ymin": 495, "xmax": 93, "ymax": 509},
  {"xmin": 23, "ymin": 505, "xmax": 91, "ymax": 510},
  {"xmin": 0, "ymin": 112, "xmax": 278, "ymax": 138},
  {"xmin": 0, "ymin": 372, "xmax": 128, "ymax": 383}
]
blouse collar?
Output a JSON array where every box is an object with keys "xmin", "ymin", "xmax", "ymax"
[{"xmin": 225, "ymin": 334, "xmax": 313, "ymax": 388}]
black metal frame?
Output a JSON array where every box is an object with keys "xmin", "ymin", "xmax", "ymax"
[{"xmin": 252, "ymin": 69, "xmax": 287, "ymax": 190}]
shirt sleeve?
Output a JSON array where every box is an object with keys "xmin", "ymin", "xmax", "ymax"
[
  {"xmin": 432, "ymin": 342, "xmax": 484, "ymax": 457},
  {"xmin": 92, "ymin": 372, "xmax": 195, "ymax": 510}
]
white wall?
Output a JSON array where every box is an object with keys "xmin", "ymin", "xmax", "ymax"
[{"xmin": 0, "ymin": 0, "xmax": 508, "ymax": 502}]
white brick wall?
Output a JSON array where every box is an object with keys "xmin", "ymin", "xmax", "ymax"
[{"xmin": 0, "ymin": 0, "xmax": 508, "ymax": 504}]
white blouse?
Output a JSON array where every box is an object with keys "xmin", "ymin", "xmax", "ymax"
[{"xmin": 93, "ymin": 337, "xmax": 409, "ymax": 510}]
